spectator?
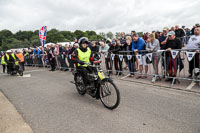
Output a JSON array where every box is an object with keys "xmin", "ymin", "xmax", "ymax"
[
  {"xmin": 146, "ymin": 34, "xmax": 161, "ymax": 82},
  {"xmin": 120, "ymin": 32, "xmax": 128, "ymax": 70},
  {"xmin": 186, "ymin": 26, "xmax": 200, "ymax": 77},
  {"xmin": 132, "ymin": 33, "xmax": 147, "ymax": 79},
  {"xmin": 163, "ymin": 31, "xmax": 182, "ymax": 83},
  {"xmin": 143, "ymin": 33, "xmax": 148, "ymax": 42},
  {"xmin": 191, "ymin": 24, "xmax": 199, "ymax": 35},
  {"xmin": 116, "ymin": 39, "xmax": 123, "ymax": 75},
  {"xmin": 155, "ymin": 31, "xmax": 160, "ymax": 39},
  {"xmin": 175, "ymin": 25, "xmax": 186, "ymax": 46},
  {"xmin": 33, "ymin": 47, "xmax": 38, "ymax": 66},
  {"xmin": 47, "ymin": 45, "xmax": 56, "ymax": 71},
  {"xmin": 185, "ymin": 28, "xmax": 191, "ymax": 44},
  {"xmin": 125, "ymin": 36, "xmax": 135, "ymax": 77},
  {"xmin": 90, "ymin": 41, "xmax": 99, "ymax": 53},
  {"xmin": 186, "ymin": 28, "xmax": 191, "ymax": 36},
  {"xmin": 99, "ymin": 41, "xmax": 110, "ymax": 53},
  {"xmin": 99, "ymin": 41, "xmax": 111, "ymax": 74},
  {"xmin": 54, "ymin": 44, "xmax": 60, "ymax": 69},
  {"xmin": 108, "ymin": 40, "xmax": 121, "ymax": 75},
  {"xmin": 68, "ymin": 44, "xmax": 76, "ymax": 71},
  {"xmin": 120, "ymin": 32, "xmax": 126, "ymax": 47},
  {"xmin": 63, "ymin": 44, "xmax": 70, "ymax": 68},
  {"xmin": 159, "ymin": 27, "xmax": 169, "ymax": 49},
  {"xmin": 105, "ymin": 38, "xmax": 112, "ymax": 47},
  {"xmin": 159, "ymin": 27, "xmax": 169, "ymax": 76},
  {"xmin": 175, "ymin": 25, "xmax": 185, "ymax": 38},
  {"xmin": 131, "ymin": 31, "xmax": 136, "ymax": 37},
  {"xmin": 171, "ymin": 27, "xmax": 175, "ymax": 31},
  {"xmin": 59, "ymin": 44, "xmax": 68, "ymax": 71},
  {"xmin": 73, "ymin": 37, "xmax": 78, "ymax": 43}
]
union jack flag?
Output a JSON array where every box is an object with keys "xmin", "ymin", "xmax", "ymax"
[{"xmin": 39, "ymin": 26, "xmax": 47, "ymax": 49}]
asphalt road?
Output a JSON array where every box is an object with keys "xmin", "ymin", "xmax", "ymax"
[{"xmin": 0, "ymin": 66, "xmax": 200, "ymax": 133}]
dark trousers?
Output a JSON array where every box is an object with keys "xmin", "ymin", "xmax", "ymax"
[
  {"xmin": 2, "ymin": 65, "xmax": 6, "ymax": 73},
  {"xmin": 114, "ymin": 56, "xmax": 122, "ymax": 73},
  {"xmin": 166, "ymin": 56, "xmax": 178, "ymax": 77},
  {"xmin": 189, "ymin": 53, "xmax": 200, "ymax": 75},
  {"xmin": 105, "ymin": 58, "xmax": 112, "ymax": 73},
  {"xmin": 60, "ymin": 55, "xmax": 68, "ymax": 70},
  {"xmin": 77, "ymin": 66, "xmax": 90, "ymax": 85},
  {"xmin": 49, "ymin": 58, "xmax": 56, "ymax": 70},
  {"xmin": 128, "ymin": 60, "xmax": 135, "ymax": 75},
  {"xmin": 114, "ymin": 56, "xmax": 119, "ymax": 72},
  {"xmin": 7, "ymin": 63, "xmax": 13, "ymax": 74},
  {"xmin": 68, "ymin": 56, "xmax": 74, "ymax": 70}
]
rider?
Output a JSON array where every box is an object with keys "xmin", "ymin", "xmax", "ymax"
[
  {"xmin": 5, "ymin": 50, "xmax": 19, "ymax": 74},
  {"xmin": 72, "ymin": 37, "xmax": 94, "ymax": 89}
]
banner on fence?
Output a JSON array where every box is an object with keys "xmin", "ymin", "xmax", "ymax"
[
  {"xmin": 127, "ymin": 55, "xmax": 132, "ymax": 60},
  {"xmin": 119, "ymin": 55, "xmax": 123, "ymax": 61},
  {"xmin": 111, "ymin": 54, "xmax": 115, "ymax": 60},
  {"xmin": 104, "ymin": 52, "xmax": 108, "ymax": 58},
  {"xmin": 136, "ymin": 55, "xmax": 142, "ymax": 62},
  {"xmin": 186, "ymin": 52, "xmax": 196, "ymax": 61},
  {"xmin": 146, "ymin": 53, "xmax": 153, "ymax": 61},
  {"xmin": 171, "ymin": 50, "xmax": 179, "ymax": 59}
]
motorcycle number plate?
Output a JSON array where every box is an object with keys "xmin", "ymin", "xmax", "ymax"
[{"xmin": 98, "ymin": 72, "xmax": 105, "ymax": 80}]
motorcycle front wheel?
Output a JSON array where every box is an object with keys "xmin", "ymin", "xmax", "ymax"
[
  {"xmin": 74, "ymin": 73, "xmax": 86, "ymax": 95},
  {"xmin": 99, "ymin": 78, "xmax": 120, "ymax": 110}
]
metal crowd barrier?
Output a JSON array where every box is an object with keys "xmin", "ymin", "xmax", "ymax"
[
  {"xmin": 100, "ymin": 49, "xmax": 200, "ymax": 87},
  {"xmin": 24, "ymin": 54, "xmax": 75, "ymax": 71},
  {"xmin": 21, "ymin": 48, "xmax": 200, "ymax": 88}
]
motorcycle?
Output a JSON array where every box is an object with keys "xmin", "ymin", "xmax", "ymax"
[
  {"xmin": 9, "ymin": 61, "xmax": 23, "ymax": 76},
  {"xmin": 73, "ymin": 53, "xmax": 120, "ymax": 110}
]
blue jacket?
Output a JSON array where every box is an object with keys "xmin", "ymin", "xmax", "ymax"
[
  {"xmin": 132, "ymin": 37, "xmax": 146, "ymax": 55},
  {"xmin": 37, "ymin": 49, "xmax": 41, "ymax": 56},
  {"xmin": 33, "ymin": 48, "xmax": 41, "ymax": 57},
  {"xmin": 159, "ymin": 34, "xmax": 167, "ymax": 49}
]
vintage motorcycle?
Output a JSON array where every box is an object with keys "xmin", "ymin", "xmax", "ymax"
[
  {"xmin": 9, "ymin": 61, "xmax": 23, "ymax": 76},
  {"xmin": 73, "ymin": 53, "xmax": 120, "ymax": 110}
]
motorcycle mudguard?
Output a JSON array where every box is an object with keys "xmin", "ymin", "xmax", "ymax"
[{"xmin": 98, "ymin": 72, "xmax": 105, "ymax": 80}]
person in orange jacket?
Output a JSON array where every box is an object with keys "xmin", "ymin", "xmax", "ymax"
[{"xmin": 16, "ymin": 50, "xmax": 25, "ymax": 71}]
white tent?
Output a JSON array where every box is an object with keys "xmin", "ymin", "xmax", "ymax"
[{"xmin": 44, "ymin": 42, "xmax": 74, "ymax": 47}]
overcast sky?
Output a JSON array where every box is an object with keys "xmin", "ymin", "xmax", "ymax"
[{"xmin": 0, "ymin": 0, "xmax": 200, "ymax": 33}]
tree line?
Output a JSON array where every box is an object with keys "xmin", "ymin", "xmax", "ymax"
[{"xmin": 0, "ymin": 29, "xmax": 118, "ymax": 51}]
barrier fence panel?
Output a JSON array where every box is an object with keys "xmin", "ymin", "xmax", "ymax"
[
  {"xmin": 100, "ymin": 49, "xmax": 200, "ymax": 87},
  {"xmin": 163, "ymin": 49, "xmax": 200, "ymax": 87}
]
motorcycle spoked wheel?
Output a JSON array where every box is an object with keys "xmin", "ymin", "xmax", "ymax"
[
  {"xmin": 99, "ymin": 78, "xmax": 120, "ymax": 110},
  {"xmin": 74, "ymin": 73, "xmax": 86, "ymax": 95}
]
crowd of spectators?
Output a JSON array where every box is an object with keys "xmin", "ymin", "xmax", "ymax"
[{"xmin": 1, "ymin": 24, "xmax": 200, "ymax": 84}]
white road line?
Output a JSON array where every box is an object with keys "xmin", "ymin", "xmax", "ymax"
[
  {"xmin": 17, "ymin": 74, "xmax": 31, "ymax": 78},
  {"xmin": 120, "ymin": 74, "xmax": 130, "ymax": 79},
  {"xmin": 0, "ymin": 69, "xmax": 46, "ymax": 76},
  {"xmin": 185, "ymin": 81, "xmax": 196, "ymax": 90},
  {"xmin": 23, "ymin": 69, "xmax": 47, "ymax": 73}
]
